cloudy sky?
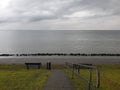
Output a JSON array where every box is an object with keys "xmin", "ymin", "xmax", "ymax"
[{"xmin": 0, "ymin": 0, "xmax": 120, "ymax": 30}]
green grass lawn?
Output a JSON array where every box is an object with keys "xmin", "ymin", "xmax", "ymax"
[
  {"xmin": 0, "ymin": 64, "xmax": 120, "ymax": 90},
  {"xmin": 0, "ymin": 64, "xmax": 51, "ymax": 90},
  {"xmin": 65, "ymin": 64, "xmax": 120, "ymax": 90}
]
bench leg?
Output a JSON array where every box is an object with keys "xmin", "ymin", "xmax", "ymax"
[
  {"xmin": 38, "ymin": 65, "xmax": 40, "ymax": 69},
  {"xmin": 26, "ymin": 65, "xmax": 29, "ymax": 69}
]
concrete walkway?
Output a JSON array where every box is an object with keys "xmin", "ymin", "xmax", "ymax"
[{"xmin": 43, "ymin": 70, "xmax": 75, "ymax": 90}]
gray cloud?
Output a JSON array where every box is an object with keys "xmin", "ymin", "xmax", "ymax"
[{"xmin": 0, "ymin": 0, "xmax": 120, "ymax": 30}]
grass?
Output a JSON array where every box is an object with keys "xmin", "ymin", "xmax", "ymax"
[
  {"xmin": 51, "ymin": 64, "xmax": 66, "ymax": 69},
  {"xmin": 0, "ymin": 64, "xmax": 51, "ymax": 90},
  {"xmin": 65, "ymin": 64, "xmax": 120, "ymax": 90},
  {"xmin": 0, "ymin": 64, "xmax": 120, "ymax": 90}
]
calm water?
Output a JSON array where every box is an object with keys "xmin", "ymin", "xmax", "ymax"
[{"xmin": 0, "ymin": 30, "xmax": 120, "ymax": 54}]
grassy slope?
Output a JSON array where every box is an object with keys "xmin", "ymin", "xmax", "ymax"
[
  {"xmin": 0, "ymin": 64, "xmax": 51, "ymax": 90},
  {"xmin": 65, "ymin": 64, "xmax": 120, "ymax": 90}
]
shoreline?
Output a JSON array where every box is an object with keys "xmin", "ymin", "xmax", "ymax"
[{"xmin": 0, "ymin": 57, "xmax": 120, "ymax": 64}]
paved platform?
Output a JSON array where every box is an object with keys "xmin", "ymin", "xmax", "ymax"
[{"xmin": 43, "ymin": 70, "xmax": 75, "ymax": 90}]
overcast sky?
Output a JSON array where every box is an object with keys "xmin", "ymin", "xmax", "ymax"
[{"xmin": 0, "ymin": 0, "xmax": 120, "ymax": 30}]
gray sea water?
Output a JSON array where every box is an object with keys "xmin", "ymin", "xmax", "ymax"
[{"xmin": 0, "ymin": 30, "xmax": 120, "ymax": 54}]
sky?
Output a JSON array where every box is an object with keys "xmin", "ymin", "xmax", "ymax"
[{"xmin": 0, "ymin": 0, "xmax": 120, "ymax": 30}]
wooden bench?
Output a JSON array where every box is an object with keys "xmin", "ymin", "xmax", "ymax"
[{"xmin": 25, "ymin": 63, "xmax": 42, "ymax": 69}]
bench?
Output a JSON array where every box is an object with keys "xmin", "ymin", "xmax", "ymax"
[{"xmin": 25, "ymin": 63, "xmax": 42, "ymax": 69}]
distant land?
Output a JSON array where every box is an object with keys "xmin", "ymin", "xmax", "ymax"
[{"xmin": 1, "ymin": 53, "xmax": 120, "ymax": 57}]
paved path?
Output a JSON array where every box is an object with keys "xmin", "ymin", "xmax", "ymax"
[{"xmin": 43, "ymin": 70, "xmax": 75, "ymax": 90}]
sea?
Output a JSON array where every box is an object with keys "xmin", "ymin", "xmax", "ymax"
[
  {"xmin": 0, "ymin": 30, "xmax": 120, "ymax": 64},
  {"xmin": 0, "ymin": 30, "xmax": 120, "ymax": 54}
]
